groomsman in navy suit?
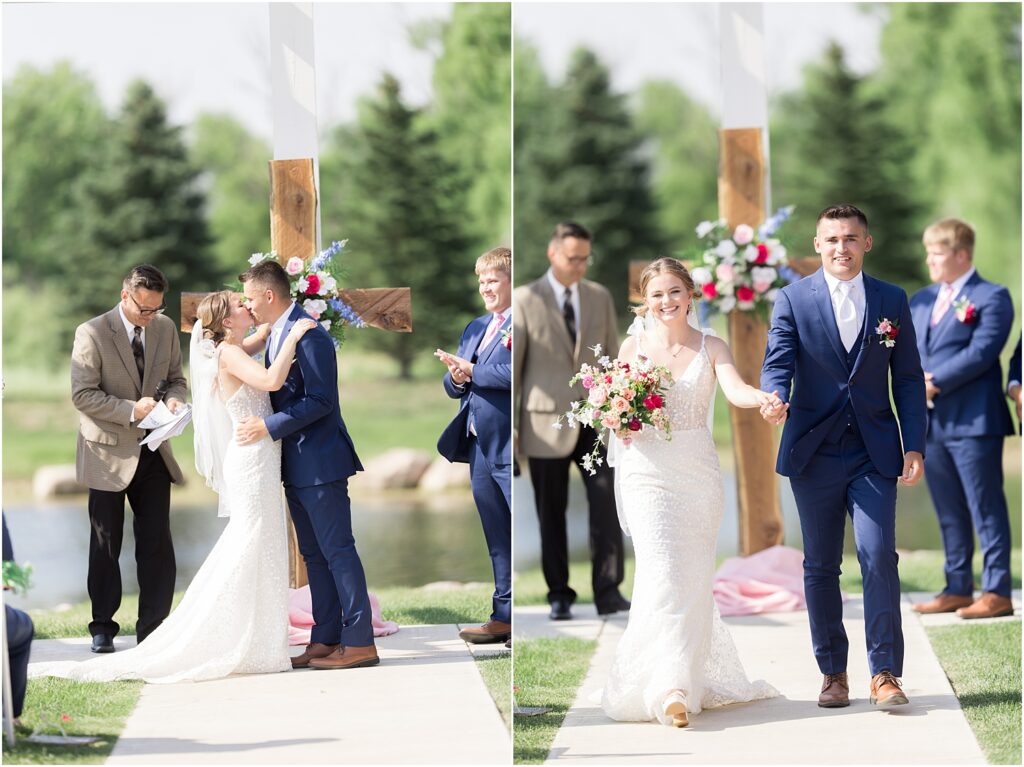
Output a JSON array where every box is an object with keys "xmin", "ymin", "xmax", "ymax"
[
  {"xmin": 762, "ymin": 204, "xmax": 927, "ymax": 709},
  {"xmin": 910, "ymin": 219, "xmax": 1015, "ymax": 620},
  {"xmin": 436, "ymin": 247, "xmax": 512, "ymax": 644}
]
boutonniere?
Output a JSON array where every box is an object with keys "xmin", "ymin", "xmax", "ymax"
[
  {"xmin": 953, "ymin": 295, "xmax": 978, "ymax": 324},
  {"xmin": 501, "ymin": 327, "xmax": 512, "ymax": 350},
  {"xmin": 874, "ymin": 316, "xmax": 900, "ymax": 348}
]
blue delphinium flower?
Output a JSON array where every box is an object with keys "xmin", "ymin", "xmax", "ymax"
[
  {"xmin": 329, "ymin": 297, "xmax": 365, "ymax": 328},
  {"xmin": 758, "ymin": 206, "xmax": 795, "ymax": 239},
  {"xmin": 311, "ymin": 239, "xmax": 348, "ymax": 271}
]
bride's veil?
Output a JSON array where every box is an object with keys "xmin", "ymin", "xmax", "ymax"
[{"xmin": 190, "ymin": 321, "xmax": 234, "ymax": 517}]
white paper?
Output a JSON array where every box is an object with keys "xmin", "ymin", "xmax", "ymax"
[{"xmin": 139, "ymin": 400, "xmax": 193, "ymax": 451}]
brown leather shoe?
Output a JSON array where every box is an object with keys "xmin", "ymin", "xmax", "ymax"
[
  {"xmin": 956, "ymin": 592, "xmax": 1014, "ymax": 620},
  {"xmin": 870, "ymin": 671, "xmax": 908, "ymax": 707},
  {"xmin": 818, "ymin": 672, "xmax": 850, "ymax": 708},
  {"xmin": 459, "ymin": 620, "xmax": 511, "ymax": 644},
  {"xmin": 912, "ymin": 593, "xmax": 974, "ymax": 614},
  {"xmin": 291, "ymin": 642, "xmax": 340, "ymax": 669},
  {"xmin": 308, "ymin": 644, "xmax": 380, "ymax": 670}
]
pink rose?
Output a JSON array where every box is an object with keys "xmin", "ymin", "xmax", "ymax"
[
  {"xmin": 753, "ymin": 280, "xmax": 772, "ymax": 294},
  {"xmin": 622, "ymin": 388, "xmax": 635, "ymax": 400},
  {"xmin": 601, "ymin": 413, "xmax": 620, "ymax": 430},
  {"xmin": 588, "ymin": 386, "xmax": 608, "ymax": 406},
  {"xmin": 286, "ymin": 257, "xmax": 305, "ymax": 275},
  {"xmin": 733, "ymin": 224, "xmax": 755, "ymax": 245},
  {"xmin": 611, "ymin": 397, "xmax": 630, "ymax": 414},
  {"xmin": 715, "ymin": 263, "xmax": 735, "ymax": 283}
]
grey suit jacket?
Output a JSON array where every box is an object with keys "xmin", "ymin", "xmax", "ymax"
[
  {"xmin": 70, "ymin": 307, "xmax": 188, "ymax": 491},
  {"xmin": 513, "ymin": 275, "xmax": 619, "ymax": 458}
]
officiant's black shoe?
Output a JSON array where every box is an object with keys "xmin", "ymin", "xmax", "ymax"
[
  {"xmin": 596, "ymin": 594, "xmax": 631, "ymax": 616},
  {"xmin": 309, "ymin": 644, "xmax": 380, "ymax": 670},
  {"xmin": 91, "ymin": 634, "xmax": 115, "ymax": 653},
  {"xmin": 549, "ymin": 598, "xmax": 572, "ymax": 621},
  {"xmin": 291, "ymin": 642, "xmax": 340, "ymax": 669},
  {"xmin": 459, "ymin": 620, "xmax": 511, "ymax": 644}
]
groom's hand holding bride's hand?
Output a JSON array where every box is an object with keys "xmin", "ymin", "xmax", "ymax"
[
  {"xmin": 757, "ymin": 390, "xmax": 788, "ymax": 425},
  {"xmin": 900, "ymin": 451, "xmax": 924, "ymax": 486},
  {"xmin": 236, "ymin": 416, "xmax": 268, "ymax": 446}
]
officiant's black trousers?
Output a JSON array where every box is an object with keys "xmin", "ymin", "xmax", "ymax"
[
  {"xmin": 528, "ymin": 427, "xmax": 624, "ymax": 609},
  {"xmin": 87, "ymin": 448, "xmax": 175, "ymax": 641}
]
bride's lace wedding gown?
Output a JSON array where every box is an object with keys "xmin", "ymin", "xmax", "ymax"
[
  {"xmin": 601, "ymin": 328, "xmax": 778, "ymax": 725},
  {"xmin": 30, "ymin": 382, "xmax": 291, "ymax": 684}
]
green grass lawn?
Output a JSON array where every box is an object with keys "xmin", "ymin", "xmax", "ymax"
[
  {"xmin": 476, "ymin": 652, "xmax": 513, "ymax": 730},
  {"xmin": 513, "ymin": 637, "xmax": 597, "ymax": 764}
]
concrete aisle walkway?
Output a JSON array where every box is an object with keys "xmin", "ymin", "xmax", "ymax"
[
  {"xmin": 516, "ymin": 592, "xmax": 1021, "ymax": 765},
  {"xmin": 30, "ymin": 623, "xmax": 510, "ymax": 764}
]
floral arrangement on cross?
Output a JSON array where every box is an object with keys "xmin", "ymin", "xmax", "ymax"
[
  {"xmin": 687, "ymin": 206, "xmax": 794, "ymax": 322},
  {"xmin": 247, "ymin": 239, "xmax": 365, "ymax": 349}
]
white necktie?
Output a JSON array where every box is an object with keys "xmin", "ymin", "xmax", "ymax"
[{"xmin": 835, "ymin": 281, "xmax": 858, "ymax": 353}]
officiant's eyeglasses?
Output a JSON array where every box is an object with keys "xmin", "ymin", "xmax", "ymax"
[{"xmin": 128, "ymin": 293, "xmax": 166, "ymax": 316}]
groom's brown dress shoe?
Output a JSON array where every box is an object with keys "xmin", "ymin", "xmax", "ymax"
[
  {"xmin": 956, "ymin": 592, "xmax": 1014, "ymax": 620},
  {"xmin": 459, "ymin": 620, "xmax": 511, "ymax": 644},
  {"xmin": 870, "ymin": 671, "xmax": 909, "ymax": 707},
  {"xmin": 308, "ymin": 644, "xmax": 380, "ymax": 670},
  {"xmin": 912, "ymin": 593, "xmax": 974, "ymax": 614},
  {"xmin": 291, "ymin": 642, "xmax": 340, "ymax": 669},
  {"xmin": 818, "ymin": 672, "xmax": 850, "ymax": 708}
]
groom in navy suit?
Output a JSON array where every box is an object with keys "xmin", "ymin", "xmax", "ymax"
[
  {"xmin": 238, "ymin": 260, "xmax": 378, "ymax": 671},
  {"xmin": 761, "ymin": 204, "xmax": 927, "ymax": 709},
  {"xmin": 909, "ymin": 219, "xmax": 1015, "ymax": 620},
  {"xmin": 436, "ymin": 247, "xmax": 512, "ymax": 645}
]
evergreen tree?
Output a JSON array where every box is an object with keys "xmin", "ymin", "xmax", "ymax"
[
  {"xmin": 321, "ymin": 74, "xmax": 475, "ymax": 379},
  {"xmin": 771, "ymin": 43, "xmax": 923, "ymax": 286},
  {"xmin": 54, "ymin": 80, "xmax": 216, "ymax": 345},
  {"xmin": 514, "ymin": 47, "xmax": 662, "ymax": 312}
]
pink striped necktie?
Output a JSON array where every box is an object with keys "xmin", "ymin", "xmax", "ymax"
[
  {"xmin": 931, "ymin": 284, "xmax": 955, "ymax": 326},
  {"xmin": 481, "ymin": 313, "xmax": 505, "ymax": 350}
]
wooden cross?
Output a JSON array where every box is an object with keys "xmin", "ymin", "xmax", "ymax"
[{"xmin": 180, "ymin": 4, "xmax": 411, "ymax": 588}]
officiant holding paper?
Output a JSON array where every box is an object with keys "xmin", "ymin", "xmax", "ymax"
[{"xmin": 70, "ymin": 264, "xmax": 188, "ymax": 653}]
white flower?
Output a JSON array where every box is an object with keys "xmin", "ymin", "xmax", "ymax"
[
  {"xmin": 320, "ymin": 319, "xmax": 332, "ymax": 332},
  {"xmin": 302, "ymin": 298, "xmax": 327, "ymax": 320},
  {"xmin": 719, "ymin": 296, "xmax": 737, "ymax": 313},
  {"xmin": 743, "ymin": 245, "xmax": 759, "ymax": 263},
  {"xmin": 320, "ymin": 274, "xmax": 337, "ymax": 293},
  {"xmin": 552, "ymin": 420, "xmax": 564, "ymax": 431},
  {"xmin": 691, "ymin": 266, "xmax": 713, "ymax": 286},
  {"xmin": 696, "ymin": 220, "xmax": 716, "ymax": 238},
  {"xmin": 598, "ymin": 355, "xmax": 611, "ymax": 367},
  {"xmin": 249, "ymin": 252, "xmax": 266, "ymax": 266},
  {"xmin": 736, "ymin": 300, "xmax": 756, "ymax": 312},
  {"xmin": 751, "ymin": 266, "xmax": 777, "ymax": 284},
  {"xmin": 766, "ymin": 288, "xmax": 780, "ymax": 302},
  {"xmin": 769, "ymin": 241, "xmax": 787, "ymax": 265},
  {"xmin": 589, "ymin": 343, "xmax": 603, "ymax": 357},
  {"xmin": 297, "ymin": 277, "xmax": 309, "ymax": 293},
  {"xmin": 714, "ymin": 239, "xmax": 738, "ymax": 258}
]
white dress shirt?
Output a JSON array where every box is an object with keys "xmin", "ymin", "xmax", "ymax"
[
  {"xmin": 936, "ymin": 266, "xmax": 976, "ymax": 310},
  {"xmin": 546, "ymin": 268, "xmax": 580, "ymax": 330},
  {"xmin": 822, "ymin": 269, "xmax": 865, "ymax": 349},
  {"xmin": 266, "ymin": 301, "xmax": 297, "ymax": 363},
  {"xmin": 118, "ymin": 304, "xmax": 145, "ymax": 350}
]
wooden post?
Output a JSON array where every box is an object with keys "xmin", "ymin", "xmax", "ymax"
[{"xmin": 719, "ymin": 127, "xmax": 783, "ymax": 554}]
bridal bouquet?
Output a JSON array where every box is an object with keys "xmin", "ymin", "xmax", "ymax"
[
  {"xmin": 687, "ymin": 206, "xmax": 793, "ymax": 321},
  {"xmin": 555, "ymin": 344, "xmax": 675, "ymax": 474},
  {"xmin": 247, "ymin": 240, "xmax": 364, "ymax": 349}
]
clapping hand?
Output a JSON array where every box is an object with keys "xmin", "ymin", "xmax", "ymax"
[
  {"xmin": 758, "ymin": 390, "xmax": 789, "ymax": 425},
  {"xmin": 435, "ymin": 349, "xmax": 473, "ymax": 385}
]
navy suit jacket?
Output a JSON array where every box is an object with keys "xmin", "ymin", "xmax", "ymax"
[
  {"xmin": 761, "ymin": 269, "xmax": 927, "ymax": 478},
  {"xmin": 437, "ymin": 313, "xmax": 512, "ymax": 467},
  {"xmin": 265, "ymin": 304, "xmax": 363, "ymax": 487},
  {"xmin": 1010, "ymin": 335, "xmax": 1022, "ymax": 390},
  {"xmin": 910, "ymin": 271, "xmax": 1014, "ymax": 440}
]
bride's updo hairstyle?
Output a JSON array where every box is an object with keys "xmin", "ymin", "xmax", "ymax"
[
  {"xmin": 196, "ymin": 290, "xmax": 234, "ymax": 345},
  {"xmin": 632, "ymin": 257, "xmax": 699, "ymax": 317}
]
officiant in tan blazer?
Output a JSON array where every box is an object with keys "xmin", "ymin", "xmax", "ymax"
[
  {"xmin": 70, "ymin": 264, "xmax": 187, "ymax": 653},
  {"xmin": 513, "ymin": 221, "xmax": 628, "ymax": 621}
]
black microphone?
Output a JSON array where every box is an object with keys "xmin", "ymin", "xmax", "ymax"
[{"xmin": 154, "ymin": 379, "xmax": 170, "ymax": 402}]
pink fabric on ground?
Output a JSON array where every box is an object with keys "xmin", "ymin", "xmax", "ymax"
[
  {"xmin": 288, "ymin": 586, "xmax": 400, "ymax": 645},
  {"xmin": 713, "ymin": 544, "xmax": 808, "ymax": 616}
]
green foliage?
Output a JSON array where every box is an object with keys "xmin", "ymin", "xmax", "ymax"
[
  {"xmin": 2, "ymin": 62, "xmax": 112, "ymax": 285},
  {"xmin": 320, "ymin": 74, "xmax": 476, "ymax": 379},
  {"xmin": 513, "ymin": 45, "xmax": 662, "ymax": 311},
  {"xmin": 191, "ymin": 113, "xmax": 272, "ymax": 277},
  {"xmin": 2, "ymin": 283, "xmax": 71, "ymax": 373},
  {"xmin": 428, "ymin": 3, "xmax": 512, "ymax": 250},
  {"xmin": 50, "ymin": 80, "xmax": 220, "ymax": 349},
  {"xmin": 771, "ymin": 42, "xmax": 924, "ymax": 287},
  {"xmin": 2, "ymin": 560, "xmax": 33, "ymax": 594},
  {"xmin": 634, "ymin": 80, "xmax": 719, "ymax": 253}
]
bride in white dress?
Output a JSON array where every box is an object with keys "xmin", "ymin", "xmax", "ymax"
[
  {"xmin": 30, "ymin": 291, "xmax": 315, "ymax": 684},
  {"xmin": 601, "ymin": 258, "xmax": 782, "ymax": 727}
]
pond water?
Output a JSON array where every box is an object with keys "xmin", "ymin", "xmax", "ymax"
[{"xmin": 5, "ymin": 494, "xmax": 493, "ymax": 610}]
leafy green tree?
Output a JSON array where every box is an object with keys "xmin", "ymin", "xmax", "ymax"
[
  {"xmin": 871, "ymin": 3, "xmax": 1021, "ymax": 306},
  {"xmin": 771, "ymin": 42, "xmax": 923, "ymax": 286},
  {"xmin": 320, "ymin": 74, "xmax": 475, "ymax": 379},
  {"xmin": 192, "ymin": 113, "xmax": 272, "ymax": 276},
  {"xmin": 514, "ymin": 47, "xmax": 662, "ymax": 312},
  {"xmin": 53, "ymin": 80, "xmax": 216, "ymax": 347},
  {"xmin": 427, "ymin": 3, "xmax": 511, "ymax": 250},
  {"xmin": 634, "ymin": 80, "xmax": 719, "ymax": 255},
  {"xmin": 2, "ymin": 62, "xmax": 112, "ymax": 284}
]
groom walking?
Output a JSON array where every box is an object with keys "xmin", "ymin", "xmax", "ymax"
[
  {"xmin": 237, "ymin": 260, "xmax": 378, "ymax": 670},
  {"xmin": 761, "ymin": 204, "xmax": 927, "ymax": 708}
]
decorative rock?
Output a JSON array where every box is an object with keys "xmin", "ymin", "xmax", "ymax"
[
  {"xmin": 33, "ymin": 465, "xmax": 87, "ymax": 499},
  {"xmin": 418, "ymin": 458, "xmax": 471, "ymax": 491},
  {"xmin": 358, "ymin": 448, "xmax": 433, "ymax": 490}
]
